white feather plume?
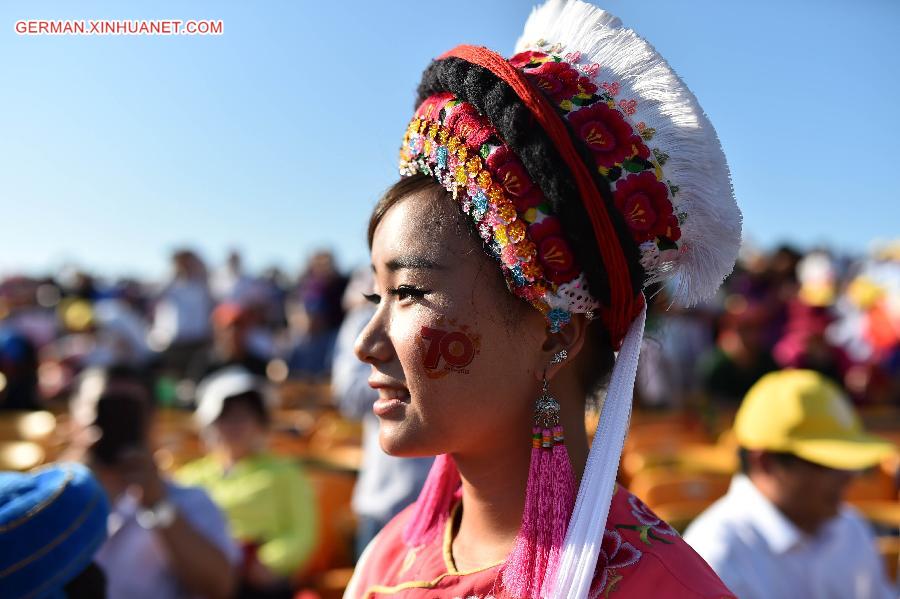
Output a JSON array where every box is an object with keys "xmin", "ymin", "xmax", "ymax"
[{"xmin": 515, "ymin": 0, "xmax": 742, "ymax": 308}]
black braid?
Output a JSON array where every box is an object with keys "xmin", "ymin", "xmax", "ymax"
[{"xmin": 415, "ymin": 57, "xmax": 645, "ymax": 307}]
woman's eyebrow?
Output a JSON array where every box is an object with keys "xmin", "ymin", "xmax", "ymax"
[{"xmin": 384, "ymin": 256, "xmax": 446, "ymax": 272}]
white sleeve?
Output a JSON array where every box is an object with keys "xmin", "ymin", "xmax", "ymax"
[{"xmin": 172, "ymin": 485, "xmax": 242, "ymax": 565}]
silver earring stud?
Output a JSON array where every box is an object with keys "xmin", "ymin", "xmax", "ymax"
[{"xmin": 551, "ymin": 349, "xmax": 568, "ymax": 364}]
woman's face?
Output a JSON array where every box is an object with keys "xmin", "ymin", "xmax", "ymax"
[{"xmin": 355, "ymin": 187, "xmax": 549, "ymax": 459}]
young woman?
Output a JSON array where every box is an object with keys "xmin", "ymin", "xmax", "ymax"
[{"xmin": 345, "ymin": 1, "xmax": 741, "ymax": 597}]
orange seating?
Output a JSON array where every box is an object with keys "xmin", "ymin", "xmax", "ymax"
[
  {"xmin": 278, "ymin": 381, "xmax": 334, "ymax": 410},
  {"xmin": 298, "ymin": 463, "xmax": 357, "ymax": 583},
  {"xmin": 620, "ymin": 421, "xmax": 727, "ymax": 484},
  {"xmin": 845, "ymin": 460, "xmax": 898, "ymax": 503},
  {"xmin": 624, "ymin": 419, "xmax": 713, "ymax": 454},
  {"xmin": 851, "ymin": 500, "xmax": 900, "ymax": 531},
  {"xmin": 307, "ymin": 412, "xmax": 363, "ymax": 452},
  {"xmin": 877, "ymin": 536, "xmax": 899, "ymax": 585},
  {"xmin": 649, "ymin": 500, "xmax": 715, "ymax": 533},
  {"xmin": 628, "ymin": 469, "xmax": 730, "ymax": 515}
]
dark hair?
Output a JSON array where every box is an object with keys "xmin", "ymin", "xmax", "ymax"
[
  {"xmin": 90, "ymin": 394, "xmax": 149, "ymax": 465},
  {"xmin": 221, "ymin": 390, "xmax": 269, "ymax": 427},
  {"xmin": 82, "ymin": 365, "xmax": 157, "ymax": 465},
  {"xmin": 63, "ymin": 562, "xmax": 107, "ymax": 599},
  {"xmin": 368, "ymin": 175, "xmax": 615, "ymax": 395},
  {"xmin": 87, "ymin": 364, "xmax": 157, "ymax": 409}
]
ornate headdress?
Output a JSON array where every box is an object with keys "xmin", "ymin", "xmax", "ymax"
[{"xmin": 397, "ymin": 1, "xmax": 741, "ymax": 597}]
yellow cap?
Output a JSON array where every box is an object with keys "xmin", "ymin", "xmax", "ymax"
[{"xmin": 734, "ymin": 369, "xmax": 896, "ymax": 471}]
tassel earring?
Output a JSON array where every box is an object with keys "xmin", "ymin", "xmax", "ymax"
[
  {"xmin": 502, "ymin": 350, "xmax": 576, "ymax": 598},
  {"xmin": 403, "ymin": 453, "xmax": 461, "ymax": 547}
]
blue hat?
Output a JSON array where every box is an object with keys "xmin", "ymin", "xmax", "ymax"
[{"xmin": 0, "ymin": 463, "xmax": 110, "ymax": 599}]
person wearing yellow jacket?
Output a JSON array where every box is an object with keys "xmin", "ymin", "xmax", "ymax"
[{"xmin": 176, "ymin": 367, "xmax": 317, "ymax": 599}]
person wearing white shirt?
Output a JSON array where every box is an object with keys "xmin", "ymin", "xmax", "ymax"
[{"xmin": 684, "ymin": 369, "xmax": 896, "ymax": 599}]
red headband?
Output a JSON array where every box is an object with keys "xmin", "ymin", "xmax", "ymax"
[{"xmin": 439, "ymin": 45, "xmax": 641, "ymax": 344}]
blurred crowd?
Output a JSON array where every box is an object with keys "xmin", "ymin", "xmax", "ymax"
[
  {"xmin": 2, "ymin": 243, "xmax": 899, "ymax": 416},
  {"xmin": 636, "ymin": 241, "xmax": 900, "ymax": 411},
  {"xmin": 0, "ymin": 248, "xmax": 349, "ymax": 412},
  {"xmin": 1, "ymin": 241, "xmax": 899, "ymax": 598}
]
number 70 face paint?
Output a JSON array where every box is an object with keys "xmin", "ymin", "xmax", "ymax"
[{"xmin": 418, "ymin": 318, "xmax": 481, "ymax": 379}]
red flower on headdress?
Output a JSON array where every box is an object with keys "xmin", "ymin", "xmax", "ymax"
[
  {"xmin": 509, "ymin": 50, "xmax": 550, "ymax": 68},
  {"xmin": 445, "ymin": 102, "xmax": 494, "ymax": 150},
  {"xmin": 486, "ymin": 147, "xmax": 542, "ymax": 211},
  {"xmin": 576, "ymin": 75, "xmax": 598, "ymax": 97},
  {"xmin": 529, "ymin": 217, "xmax": 581, "ymax": 284},
  {"xmin": 416, "ymin": 92, "xmax": 454, "ymax": 122},
  {"xmin": 613, "ymin": 171, "xmax": 677, "ymax": 242},
  {"xmin": 567, "ymin": 101, "xmax": 643, "ymax": 168},
  {"xmin": 527, "ymin": 60, "xmax": 582, "ymax": 103}
]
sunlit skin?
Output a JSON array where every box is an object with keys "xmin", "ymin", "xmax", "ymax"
[{"xmin": 354, "ymin": 187, "xmax": 592, "ymax": 570}]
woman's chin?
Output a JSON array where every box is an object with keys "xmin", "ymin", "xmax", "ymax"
[{"xmin": 378, "ymin": 426, "xmax": 436, "ymax": 459}]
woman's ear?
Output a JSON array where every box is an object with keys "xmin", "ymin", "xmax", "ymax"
[{"xmin": 536, "ymin": 313, "xmax": 590, "ymax": 381}]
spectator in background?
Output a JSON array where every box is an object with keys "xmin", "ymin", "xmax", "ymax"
[
  {"xmin": 67, "ymin": 365, "xmax": 238, "ymax": 599},
  {"xmin": 295, "ymin": 250, "xmax": 347, "ymax": 331},
  {"xmin": 774, "ymin": 299, "xmax": 852, "ymax": 387},
  {"xmin": 212, "ymin": 250, "xmax": 258, "ymax": 304},
  {"xmin": 283, "ymin": 294, "xmax": 338, "ymax": 380},
  {"xmin": 0, "ymin": 327, "xmax": 41, "ymax": 410},
  {"xmin": 684, "ymin": 370, "xmax": 897, "ymax": 599},
  {"xmin": 331, "ymin": 268, "xmax": 432, "ymax": 556},
  {"xmin": 0, "ymin": 462, "xmax": 110, "ymax": 599},
  {"xmin": 149, "ymin": 250, "xmax": 214, "ymax": 378},
  {"xmin": 176, "ymin": 368, "xmax": 317, "ymax": 599},
  {"xmin": 188, "ymin": 301, "xmax": 270, "ymax": 382},
  {"xmin": 86, "ymin": 298, "xmax": 154, "ymax": 368},
  {"xmin": 697, "ymin": 297, "xmax": 779, "ymax": 405}
]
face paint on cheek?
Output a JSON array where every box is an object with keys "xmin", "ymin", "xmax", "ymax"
[{"xmin": 417, "ymin": 317, "xmax": 481, "ymax": 379}]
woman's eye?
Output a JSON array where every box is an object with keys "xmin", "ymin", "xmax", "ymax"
[
  {"xmin": 391, "ymin": 285, "xmax": 428, "ymax": 301},
  {"xmin": 363, "ymin": 292, "xmax": 381, "ymax": 305}
]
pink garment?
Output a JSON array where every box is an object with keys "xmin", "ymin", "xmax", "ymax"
[{"xmin": 345, "ymin": 485, "xmax": 734, "ymax": 599}]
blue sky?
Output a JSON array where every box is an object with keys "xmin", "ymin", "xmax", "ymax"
[{"xmin": 1, "ymin": 0, "xmax": 898, "ymax": 280}]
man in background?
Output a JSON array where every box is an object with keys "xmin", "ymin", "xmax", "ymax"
[{"xmin": 684, "ymin": 369, "xmax": 896, "ymax": 598}]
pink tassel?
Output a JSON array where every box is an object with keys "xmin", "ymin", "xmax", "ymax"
[
  {"xmin": 403, "ymin": 453, "xmax": 461, "ymax": 547},
  {"xmin": 502, "ymin": 425, "xmax": 576, "ymax": 598},
  {"xmin": 542, "ymin": 426, "xmax": 576, "ymax": 597}
]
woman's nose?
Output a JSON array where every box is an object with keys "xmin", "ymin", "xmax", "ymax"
[{"xmin": 354, "ymin": 306, "xmax": 392, "ymax": 365}]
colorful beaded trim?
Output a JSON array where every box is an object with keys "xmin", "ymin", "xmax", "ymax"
[{"xmin": 400, "ymin": 92, "xmax": 598, "ymax": 333}]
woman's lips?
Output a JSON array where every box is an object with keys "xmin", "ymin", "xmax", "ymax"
[
  {"xmin": 373, "ymin": 396, "xmax": 408, "ymax": 417},
  {"xmin": 369, "ymin": 381, "xmax": 410, "ymax": 418}
]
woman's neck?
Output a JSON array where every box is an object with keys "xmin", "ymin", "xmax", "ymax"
[{"xmin": 450, "ymin": 380, "xmax": 589, "ymax": 571}]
